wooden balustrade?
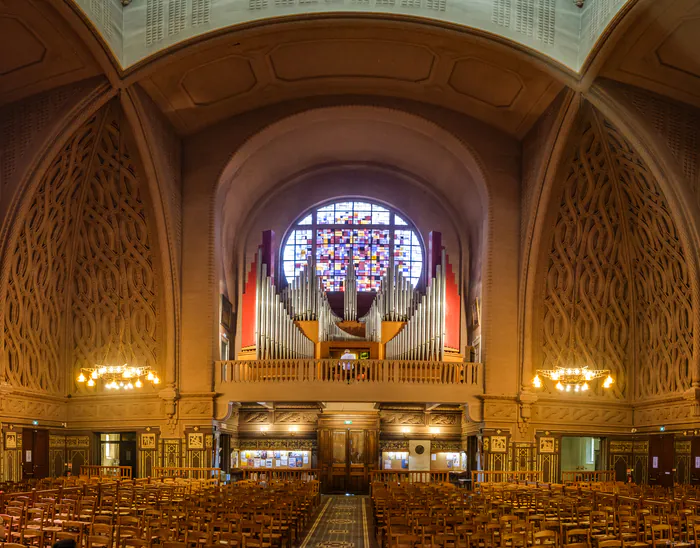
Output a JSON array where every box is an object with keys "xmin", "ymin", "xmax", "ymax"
[
  {"xmin": 219, "ymin": 359, "xmax": 481, "ymax": 385},
  {"xmin": 80, "ymin": 465, "xmax": 132, "ymax": 479},
  {"xmin": 241, "ymin": 469, "xmax": 319, "ymax": 481},
  {"xmin": 152, "ymin": 467, "xmax": 222, "ymax": 480},
  {"xmin": 370, "ymin": 470, "xmax": 452, "ymax": 484},
  {"xmin": 561, "ymin": 470, "xmax": 615, "ymax": 483},
  {"xmin": 471, "ymin": 470, "xmax": 544, "ymax": 484}
]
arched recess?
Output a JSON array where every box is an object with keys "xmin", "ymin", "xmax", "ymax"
[
  {"xmin": 525, "ymin": 101, "xmax": 695, "ymax": 411},
  {"xmin": 0, "ymin": 98, "xmax": 169, "ymax": 409},
  {"xmin": 212, "ymin": 105, "xmax": 520, "ymax": 381}
]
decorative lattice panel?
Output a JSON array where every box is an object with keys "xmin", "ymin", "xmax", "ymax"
[
  {"xmin": 619, "ymin": 83, "xmax": 700, "ymax": 197},
  {"xmin": 192, "ymin": 0, "xmax": 211, "ymax": 26},
  {"xmin": 603, "ymin": 119, "xmax": 693, "ymax": 398},
  {"xmin": 146, "ymin": 0, "xmax": 165, "ymax": 45},
  {"xmin": 1, "ymin": 102, "xmax": 161, "ymax": 396},
  {"xmin": 492, "ymin": 0, "xmax": 512, "ymax": 27},
  {"xmin": 168, "ymin": 0, "xmax": 187, "ymax": 36},
  {"xmin": 515, "ymin": 0, "xmax": 535, "ymax": 37},
  {"xmin": 70, "ymin": 107, "xmax": 159, "ymax": 382},
  {"xmin": 541, "ymin": 108, "xmax": 694, "ymax": 401},
  {"xmin": 2, "ymin": 116, "xmax": 100, "ymax": 394},
  {"xmin": 536, "ymin": 0, "xmax": 555, "ymax": 45},
  {"xmin": 541, "ymin": 115, "xmax": 630, "ymax": 399}
]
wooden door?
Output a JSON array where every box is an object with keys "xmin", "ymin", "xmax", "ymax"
[
  {"xmin": 649, "ymin": 434, "xmax": 674, "ymax": 487},
  {"xmin": 119, "ymin": 439, "xmax": 137, "ymax": 478},
  {"xmin": 691, "ymin": 438, "xmax": 700, "ymax": 485},
  {"xmin": 22, "ymin": 429, "xmax": 49, "ymax": 479},
  {"xmin": 318, "ymin": 415, "xmax": 378, "ymax": 494}
]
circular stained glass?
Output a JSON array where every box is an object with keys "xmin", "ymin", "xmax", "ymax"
[{"xmin": 282, "ymin": 200, "xmax": 423, "ymax": 292}]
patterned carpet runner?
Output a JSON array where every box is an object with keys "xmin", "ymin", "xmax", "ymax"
[{"xmin": 299, "ymin": 495, "xmax": 376, "ymax": 548}]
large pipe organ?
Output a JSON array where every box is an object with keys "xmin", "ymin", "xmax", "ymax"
[{"xmin": 238, "ymin": 231, "xmax": 461, "ymax": 361}]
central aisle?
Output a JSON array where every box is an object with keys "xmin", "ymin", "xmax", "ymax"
[{"xmin": 299, "ymin": 495, "xmax": 376, "ymax": 548}]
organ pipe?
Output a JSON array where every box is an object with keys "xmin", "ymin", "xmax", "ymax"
[
  {"xmin": 384, "ymin": 249, "xmax": 447, "ymax": 361},
  {"xmin": 344, "ymin": 260, "xmax": 358, "ymax": 322},
  {"xmin": 255, "ymin": 252, "xmax": 314, "ymax": 359}
]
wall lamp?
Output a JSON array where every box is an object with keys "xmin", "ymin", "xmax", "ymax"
[
  {"xmin": 288, "ymin": 425, "xmax": 299, "ymax": 436},
  {"xmin": 401, "ymin": 427, "xmax": 411, "ymax": 438},
  {"xmin": 259, "ymin": 425, "xmax": 270, "ymax": 436},
  {"xmin": 429, "ymin": 427, "xmax": 441, "ymax": 438}
]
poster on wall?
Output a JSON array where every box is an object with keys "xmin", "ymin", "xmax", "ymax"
[
  {"xmin": 384, "ymin": 460, "xmax": 392, "ymax": 469},
  {"xmin": 303, "ymin": 454, "xmax": 309, "ymax": 464},
  {"xmin": 5, "ymin": 432, "xmax": 17, "ymax": 449},
  {"xmin": 491, "ymin": 436, "xmax": 507, "ymax": 453}
]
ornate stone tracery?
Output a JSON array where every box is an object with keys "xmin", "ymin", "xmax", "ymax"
[
  {"xmin": 540, "ymin": 107, "xmax": 693, "ymax": 403},
  {"xmin": 0, "ymin": 101, "xmax": 161, "ymax": 397}
]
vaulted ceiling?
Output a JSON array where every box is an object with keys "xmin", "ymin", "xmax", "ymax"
[
  {"xmin": 73, "ymin": 0, "xmax": 630, "ymax": 71},
  {"xmin": 1, "ymin": 0, "xmax": 699, "ymax": 141}
]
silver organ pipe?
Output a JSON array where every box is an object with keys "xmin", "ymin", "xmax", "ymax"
[
  {"xmin": 255, "ymin": 254, "xmax": 314, "ymax": 359},
  {"xmin": 385, "ymin": 249, "xmax": 447, "ymax": 361},
  {"xmin": 281, "ymin": 261, "xmax": 322, "ymax": 322},
  {"xmin": 344, "ymin": 260, "xmax": 358, "ymax": 322}
]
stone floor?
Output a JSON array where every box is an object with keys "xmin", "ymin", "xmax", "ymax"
[{"xmin": 298, "ymin": 495, "xmax": 377, "ymax": 548}]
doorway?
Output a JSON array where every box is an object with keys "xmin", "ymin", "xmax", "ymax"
[
  {"xmin": 318, "ymin": 414, "xmax": 378, "ymax": 494},
  {"xmin": 649, "ymin": 434, "xmax": 674, "ymax": 488},
  {"xmin": 561, "ymin": 436, "xmax": 601, "ymax": 478},
  {"xmin": 99, "ymin": 432, "xmax": 137, "ymax": 478},
  {"xmin": 22, "ymin": 428, "xmax": 49, "ymax": 480},
  {"xmin": 328, "ymin": 428, "xmax": 369, "ymax": 493}
]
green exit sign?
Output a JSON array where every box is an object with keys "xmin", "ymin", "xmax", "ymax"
[{"xmin": 344, "ymin": 420, "xmax": 352, "ymax": 425}]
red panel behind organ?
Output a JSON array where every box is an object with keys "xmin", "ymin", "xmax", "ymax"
[
  {"xmin": 240, "ymin": 257, "xmax": 257, "ymax": 348},
  {"xmin": 444, "ymin": 254, "xmax": 460, "ymax": 351}
]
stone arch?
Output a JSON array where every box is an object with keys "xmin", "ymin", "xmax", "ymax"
[{"xmin": 213, "ymin": 105, "xmax": 493, "ymax": 358}]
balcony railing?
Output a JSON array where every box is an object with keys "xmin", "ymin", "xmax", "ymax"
[{"xmin": 216, "ymin": 359, "xmax": 482, "ymax": 403}]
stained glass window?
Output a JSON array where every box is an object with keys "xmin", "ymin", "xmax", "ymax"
[{"xmin": 282, "ymin": 200, "xmax": 423, "ymax": 291}]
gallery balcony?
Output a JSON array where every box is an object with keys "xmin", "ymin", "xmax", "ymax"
[{"xmin": 215, "ymin": 359, "xmax": 483, "ymax": 404}]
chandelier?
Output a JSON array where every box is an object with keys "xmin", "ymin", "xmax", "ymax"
[
  {"xmin": 77, "ymin": 365, "xmax": 160, "ymax": 390},
  {"xmin": 532, "ymin": 366, "xmax": 613, "ymax": 393}
]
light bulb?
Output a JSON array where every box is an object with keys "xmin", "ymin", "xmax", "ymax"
[
  {"xmin": 77, "ymin": 373, "xmax": 86, "ymax": 383},
  {"xmin": 91, "ymin": 370, "xmax": 98, "ymax": 379},
  {"xmin": 153, "ymin": 376, "xmax": 160, "ymax": 385},
  {"xmin": 575, "ymin": 385, "xmax": 580, "ymax": 392},
  {"xmin": 87, "ymin": 379, "xmax": 95, "ymax": 387},
  {"xmin": 532, "ymin": 375, "xmax": 542, "ymax": 388},
  {"xmin": 556, "ymin": 382, "xmax": 564, "ymax": 391},
  {"xmin": 147, "ymin": 372, "xmax": 154, "ymax": 381},
  {"xmin": 582, "ymin": 383, "xmax": 589, "ymax": 391},
  {"xmin": 135, "ymin": 379, "xmax": 142, "ymax": 388},
  {"xmin": 566, "ymin": 385, "xmax": 571, "ymax": 392},
  {"xmin": 127, "ymin": 382, "xmax": 133, "ymax": 390}
]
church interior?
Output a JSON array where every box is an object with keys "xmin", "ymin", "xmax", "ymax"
[{"xmin": 2, "ymin": 0, "xmax": 700, "ymax": 544}]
